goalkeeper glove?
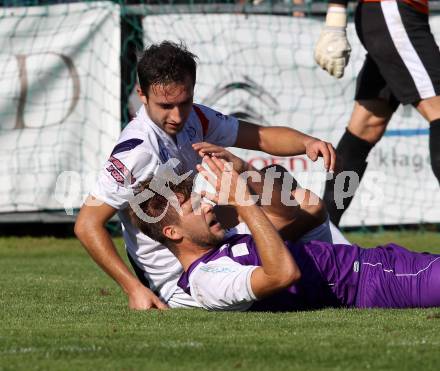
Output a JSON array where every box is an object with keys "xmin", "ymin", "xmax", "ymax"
[{"xmin": 314, "ymin": 6, "xmax": 351, "ymax": 79}]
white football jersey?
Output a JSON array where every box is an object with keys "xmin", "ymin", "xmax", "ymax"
[
  {"xmin": 189, "ymin": 256, "xmax": 257, "ymax": 311},
  {"xmin": 90, "ymin": 104, "xmax": 239, "ymax": 306}
]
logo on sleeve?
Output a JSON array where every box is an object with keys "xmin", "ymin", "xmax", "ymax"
[
  {"xmin": 200, "ymin": 266, "xmax": 235, "ymax": 274},
  {"xmin": 106, "ymin": 156, "xmax": 136, "ymax": 185},
  {"xmin": 232, "ymin": 243, "xmax": 249, "ymax": 257}
]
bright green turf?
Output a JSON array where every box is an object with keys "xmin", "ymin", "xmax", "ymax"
[{"xmin": 1, "ymin": 233, "xmax": 440, "ymax": 370}]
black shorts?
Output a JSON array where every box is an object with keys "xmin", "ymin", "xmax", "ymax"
[{"xmin": 354, "ymin": 1, "xmax": 440, "ymax": 109}]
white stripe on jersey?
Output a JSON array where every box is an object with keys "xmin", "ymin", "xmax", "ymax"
[
  {"xmin": 362, "ymin": 256, "xmax": 440, "ymax": 277},
  {"xmin": 381, "ymin": 0, "xmax": 436, "ymax": 99}
]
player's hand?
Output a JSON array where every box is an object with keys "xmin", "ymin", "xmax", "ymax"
[
  {"xmin": 303, "ymin": 137, "xmax": 336, "ymax": 172},
  {"xmin": 192, "ymin": 142, "xmax": 249, "ymax": 173},
  {"xmin": 127, "ymin": 284, "xmax": 169, "ymax": 310},
  {"xmin": 314, "ymin": 6, "xmax": 351, "ymax": 79},
  {"xmin": 196, "ymin": 155, "xmax": 252, "ymax": 207}
]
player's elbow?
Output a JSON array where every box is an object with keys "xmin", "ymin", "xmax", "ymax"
[
  {"xmin": 281, "ymin": 266, "xmax": 301, "ymax": 288},
  {"xmin": 74, "ymin": 213, "xmax": 88, "ymax": 241},
  {"xmin": 270, "ymin": 266, "xmax": 301, "ymax": 290},
  {"xmin": 254, "ymin": 265, "xmax": 302, "ymax": 299},
  {"xmin": 74, "ymin": 207, "xmax": 99, "ymax": 241},
  {"xmin": 75, "ymin": 200, "xmax": 114, "ymax": 240}
]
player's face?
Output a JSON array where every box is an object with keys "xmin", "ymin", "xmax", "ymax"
[
  {"xmin": 141, "ymin": 76, "xmax": 194, "ymax": 137},
  {"xmin": 177, "ymin": 193, "xmax": 225, "ymax": 248}
]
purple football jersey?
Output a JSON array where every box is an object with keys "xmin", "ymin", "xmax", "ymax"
[
  {"xmin": 356, "ymin": 244, "xmax": 440, "ymax": 308},
  {"xmin": 178, "ymin": 234, "xmax": 361, "ymax": 311}
]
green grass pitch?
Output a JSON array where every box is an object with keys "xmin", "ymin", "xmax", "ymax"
[{"xmin": 1, "ymin": 232, "xmax": 440, "ymax": 370}]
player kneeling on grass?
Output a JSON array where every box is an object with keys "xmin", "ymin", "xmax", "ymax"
[{"xmin": 130, "ymin": 150, "xmax": 440, "ymax": 311}]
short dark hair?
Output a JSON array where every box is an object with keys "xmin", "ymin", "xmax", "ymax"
[
  {"xmin": 129, "ymin": 177, "xmax": 194, "ymax": 246},
  {"xmin": 137, "ymin": 41, "xmax": 197, "ymax": 95}
]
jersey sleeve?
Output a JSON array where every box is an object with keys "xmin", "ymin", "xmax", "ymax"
[
  {"xmin": 189, "ymin": 256, "xmax": 258, "ymax": 311},
  {"xmin": 90, "ymin": 140, "xmax": 158, "ymax": 210},
  {"xmin": 90, "ymin": 171, "xmax": 132, "ymax": 209},
  {"xmin": 194, "ymin": 104, "xmax": 239, "ymax": 147}
]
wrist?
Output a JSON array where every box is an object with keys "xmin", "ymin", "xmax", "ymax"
[
  {"xmin": 303, "ymin": 135, "xmax": 318, "ymax": 150},
  {"xmin": 123, "ymin": 278, "xmax": 148, "ymax": 296},
  {"xmin": 325, "ymin": 5, "xmax": 347, "ymax": 29}
]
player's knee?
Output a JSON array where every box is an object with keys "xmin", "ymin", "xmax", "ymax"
[
  {"xmin": 74, "ymin": 215, "xmax": 85, "ymax": 238},
  {"xmin": 350, "ymin": 119, "xmax": 387, "ymax": 144},
  {"xmin": 349, "ymin": 100, "xmax": 394, "ymax": 144}
]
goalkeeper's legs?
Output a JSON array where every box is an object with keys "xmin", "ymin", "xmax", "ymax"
[
  {"xmin": 323, "ymin": 99, "xmax": 394, "ymax": 226},
  {"xmin": 415, "ymin": 96, "xmax": 440, "ymax": 185}
]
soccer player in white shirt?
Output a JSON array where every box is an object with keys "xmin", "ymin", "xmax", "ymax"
[{"xmin": 75, "ymin": 41, "xmax": 337, "ymax": 310}]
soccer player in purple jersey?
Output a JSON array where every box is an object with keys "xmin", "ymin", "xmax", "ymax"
[{"xmin": 130, "ymin": 148, "xmax": 440, "ymax": 311}]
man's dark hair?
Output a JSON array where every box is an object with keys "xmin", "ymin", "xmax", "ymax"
[
  {"xmin": 129, "ymin": 177, "xmax": 194, "ymax": 246},
  {"xmin": 137, "ymin": 41, "xmax": 197, "ymax": 95}
]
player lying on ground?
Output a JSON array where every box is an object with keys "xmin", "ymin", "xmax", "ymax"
[{"xmin": 130, "ymin": 149, "xmax": 440, "ymax": 311}]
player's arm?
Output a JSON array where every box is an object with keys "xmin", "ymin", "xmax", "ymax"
[
  {"xmin": 235, "ymin": 120, "xmax": 336, "ymax": 172},
  {"xmin": 74, "ymin": 197, "xmax": 167, "ymax": 310},
  {"xmin": 191, "ymin": 143, "xmax": 327, "ymax": 239},
  {"xmin": 192, "ymin": 105, "xmax": 336, "ymax": 171},
  {"xmin": 256, "ymin": 165, "xmax": 327, "ymax": 241},
  {"xmin": 314, "ymin": 1, "xmax": 351, "ymax": 78},
  {"xmin": 237, "ymin": 203, "xmax": 301, "ymax": 298},
  {"xmin": 198, "ymin": 156, "xmax": 301, "ymax": 299}
]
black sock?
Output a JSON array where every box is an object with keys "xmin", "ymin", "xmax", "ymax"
[
  {"xmin": 429, "ymin": 119, "xmax": 440, "ymax": 184},
  {"xmin": 323, "ymin": 129, "xmax": 375, "ymax": 226}
]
